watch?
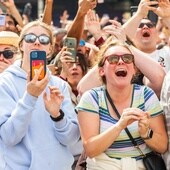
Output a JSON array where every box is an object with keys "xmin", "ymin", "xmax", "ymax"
[
  {"xmin": 141, "ymin": 128, "xmax": 153, "ymax": 140},
  {"xmin": 50, "ymin": 109, "xmax": 64, "ymax": 122}
]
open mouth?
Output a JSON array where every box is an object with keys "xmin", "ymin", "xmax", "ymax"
[
  {"xmin": 142, "ymin": 30, "xmax": 150, "ymax": 37},
  {"xmin": 72, "ymin": 72, "xmax": 79, "ymax": 76},
  {"xmin": 115, "ymin": 70, "xmax": 127, "ymax": 77}
]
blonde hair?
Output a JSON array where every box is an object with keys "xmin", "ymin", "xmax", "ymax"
[{"xmin": 18, "ymin": 20, "xmax": 55, "ymax": 56}]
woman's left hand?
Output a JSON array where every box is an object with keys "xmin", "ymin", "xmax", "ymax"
[
  {"xmin": 43, "ymin": 86, "xmax": 64, "ymax": 117},
  {"xmin": 138, "ymin": 111, "xmax": 150, "ymax": 137}
]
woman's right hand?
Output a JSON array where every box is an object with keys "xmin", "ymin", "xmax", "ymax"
[
  {"xmin": 117, "ymin": 108, "xmax": 145, "ymax": 130},
  {"xmin": 27, "ymin": 66, "xmax": 49, "ymax": 97}
]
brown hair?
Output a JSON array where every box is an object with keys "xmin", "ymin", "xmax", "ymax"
[{"xmin": 97, "ymin": 37, "xmax": 134, "ymax": 84}]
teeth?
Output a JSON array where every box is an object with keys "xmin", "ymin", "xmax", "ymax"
[
  {"xmin": 115, "ymin": 70, "xmax": 127, "ymax": 77},
  {"xmin": 116, "ymin": 68, "xmax": 125, "ymax": 72}
]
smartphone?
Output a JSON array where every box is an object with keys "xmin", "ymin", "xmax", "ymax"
[
  {"xmin": 63, "ymin": 37, "xmax": 77, "ymax": 61},
  {"xmin": 30, "ymin": 51, "xmax": 46, "ymax": 81},
  {"xmin": 130, "ymin": 6, "xmax": 138, "ymax": 16},
  {"xmin": 0, "ymin": 15, "xmax": 5, "ymax": 26},
  {"xmin": 130, "ymin": 5, "xmax": 158, "ymax": 23},
  {"xmin": 23, "ymin": 3, "xmax": 32, "ymax": 17}
]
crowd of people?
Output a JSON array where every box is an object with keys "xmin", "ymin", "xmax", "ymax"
[{"xmin": 0, "ymin": 0, "xmax": 170, "ymax": 170}]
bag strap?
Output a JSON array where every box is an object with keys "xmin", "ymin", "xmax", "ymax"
[{"xmin": 105, "ymin": 89, "xmax": 145, "ymax": 156}]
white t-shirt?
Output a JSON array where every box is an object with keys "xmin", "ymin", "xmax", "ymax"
[{"xmin": 148, "ymin": 46, "xmax": 170, "ymax": 73}]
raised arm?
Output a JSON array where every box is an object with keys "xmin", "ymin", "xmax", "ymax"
[
  {"xmin": 129, "ymin": 45, "xmax": 166, "ymax": 98},
  {"xmin": 123, "ymin": 0, "xmax": 158, "ymax": 41},
  {"xmin": 1, "ymin": 0, "xmax": 24, "ymax": 27},
  {"xmin": 42, "ymin": 0, "xmax": 53, "ymax": 25},
  {"xmin": 152, "ymin": 0, "xmax": 170, "ymax": 29},
  {"xmin": 67, "ymin": 0, "xmax": 97, "ymax": 45}
]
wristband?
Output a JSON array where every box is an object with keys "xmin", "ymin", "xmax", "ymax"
[
  {"xmin": 50, "ymin": 109, "xmax": 64, "ymax": 122},
  {"xmin": 141, "ymin": 128, "xmax": 153, "ymax": 140}
]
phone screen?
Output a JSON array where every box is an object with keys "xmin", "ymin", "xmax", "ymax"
[
  {"xmin": 30, "ymin": 51, "xmax": 46, "ymax": 80},
  {"xmin": 0, "ymin": 15, "xmax": 5, "ymax": 26},
  {"xmin": 31, "ymin": 60, "xmax": 45, "ymax": 80}
]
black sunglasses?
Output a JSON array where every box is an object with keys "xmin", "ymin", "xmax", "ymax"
[
  {"xmin": 103, "ymin": 54, "xmax": 134, "ymax": 65},
  {"xmin": 24, "ymin": 33, "xmax": 50, "ymax": 45},
  {"xmin": 138, "ymin": 22, "xmax": 155, "ymax": 28},
  {"xmin": 0, "ymin": 50, "xmax": 14, "ymax": 59}
]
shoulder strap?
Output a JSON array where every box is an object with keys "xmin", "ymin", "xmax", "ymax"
[
  {"xmin": 105, "ymin": 89, "xmax": 145, "ymax": 156},
  {"xmin": 105, "ymin": 89, "xmax": 138, "ymax": 147}
]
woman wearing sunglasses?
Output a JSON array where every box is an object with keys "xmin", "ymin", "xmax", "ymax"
[
  {"xmin": 0, "ymin": 31, "xmax": 19, "ymax": 73},
  {"xmin": 0, "ymin": 20, "xmax": 80, "ymax": 170},
  {"xmin": 76, "ymin": 38, "xmax": 167, "ymax": 170}
]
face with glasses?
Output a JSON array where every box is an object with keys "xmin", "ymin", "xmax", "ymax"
[
  {"xmin": 20, "ymin": 25, "xmax": 53, "ymax": 70},
  {"xmin": 99, "ymin": 45, "xmax": 136, "ymax": 86},
  {"xmin": 138, "ymin": 22, "xmax": 155, "ymax": 29},
  {"xmin": 0, "ymin": 45, "xmax": 17, "ymax": 73},
  {"xmin": 134, "ymin": 19, "xmax": 158, "ymax": 49}
]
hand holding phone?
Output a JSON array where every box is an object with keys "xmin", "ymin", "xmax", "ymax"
[
  {"xmin": 63, "ymin": 37, "xmax": 77, "ymax": 62},
  {"xmin": 30, "ymin": 51, "xmax": 46, "ymax": 81}
]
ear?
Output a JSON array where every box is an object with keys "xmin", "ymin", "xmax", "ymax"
[
  {"xmin": 99, "ymin": 67, "xmax": 105, "ymax": 77},
  {"xmin": 48, "ymin": 45, "xmax": 53, "ymax": 55},
  {"xmin": 19, "ymin": 42, "xmax": 23, "ymax": 52}
]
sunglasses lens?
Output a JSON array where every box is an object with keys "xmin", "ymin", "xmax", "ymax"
[
  {"xmin": 107, "ymin": 55, "xmax": 119, "ymax": 64},
  {"xmin": 24, "ymin": 34, "xmax": 36, "ymax": 43},
  {"xmin": 3, "ymin": 50, "xmax": 14, "ymax": 59},
  {"xmin": 122, "ymin": 54, "xmax": 134, "ymax": 63},
  {"xmin": 39, "ymin": 35, "xmax": 50, "ymax": 45},
  {"xmin": 147, "ymin": 23, "xmax": 154, "ymax": 28},
  {"xmin": 139, "ymin": 23, "xmax": 144, "ymax": 28},
  {"xmin": 139, "ymin": 23, "xmax": 154, "ymax": 28},
  {"xmin": 24, "ymin": 34, "xmax": 50, "ymax": 45},
  {"xmin": 106, "ymin": 54, "xmax": 134, "ymax": 64}
]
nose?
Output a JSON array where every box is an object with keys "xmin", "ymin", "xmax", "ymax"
[
  {"xmin": 72, "ymin": 63, "xmax": 78, "ymax": 69},
  {"xmin": 34, "ymin": 38, "xmax": 40, "ymax": 45},
  {"xmin": 117, "ymin": 57, "xmax": 124, "ymax": 64},
  {"xmin": 0, "ymin": 53, "xmax": 4, "ymax": 61}
]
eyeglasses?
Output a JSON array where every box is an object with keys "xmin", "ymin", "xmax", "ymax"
[
  {"xmin": 103, "ymin": 54, "xmax": 134, "ymax": 65},
  {"xmin": 0, "ymin": 50, "xmax": 15, "ymax": 59},
  {"xmin": 138, "ymin": 22, "xmax": 155, "ymax": 28},
  {"xmin": 23, "ymin": 33, "xmax": 50, "ymax": 45}
]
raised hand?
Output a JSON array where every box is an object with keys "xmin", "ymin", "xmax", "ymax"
[
  {"xmin": 27, "ymin": 66, "xmax": 49, "ymax": 97},
  {"xmin": 152, "ymin": 0, "xmax": 170, "ymax": 18},
  {"xmin": 78, "ymin": 0, "xmax": 97, "ymax": 16},
  {"xmin": 43, "ymin": 86, "xmax": 64, "ymax": 118},
  {"xmin": 0, "ymin": 0, "xmax": 15, "ymax": 8},
  {"xmin": 85, "ymin": 9, "xmax": 102, "ymax": 40},
  {"xmin": 103, "ymin": 20, "xmax": 126, "ymax": 42}
]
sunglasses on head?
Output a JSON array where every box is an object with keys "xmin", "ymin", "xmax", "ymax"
[
  {"xmin": 103, "ymin": 54, "xmax": 134, "ymax": 65},
  {"xmin": 24, "ymin": 33, "xmax": 50, "ymax": 45},
  {"xmin": 0, "ymin": 50, "xmax": 14, "ymax": 59},
  {"xmin": 138, "ymin": 22, "xmax": 155, "ymax": 28}
]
